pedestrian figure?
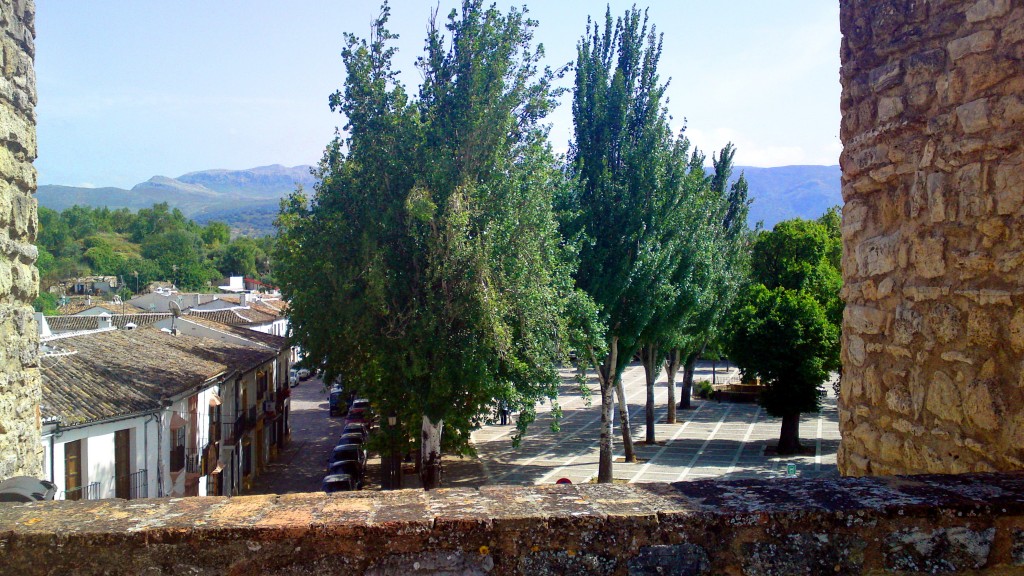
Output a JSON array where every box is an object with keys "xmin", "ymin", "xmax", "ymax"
[{"xmin": 498, "ymin": 401, "xmax": 508, "ymax": 425}]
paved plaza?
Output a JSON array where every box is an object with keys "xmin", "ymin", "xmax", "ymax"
[
  {"xmin": 467, "ymin": 362, "xmax": 840, "ymax": 486},
  {"xmin": 251, "ymin": 361, "xmax": 840, "ymax": 494}
]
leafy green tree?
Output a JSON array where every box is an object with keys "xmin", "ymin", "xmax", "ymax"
[
  {"xmin": 672, "ymin": 144, "xmax": 751, "ymax": 413},
  {"xmin": 563, "ymin": 6, "xmax": 687, "ymax": 478},
  {"xmin": 202, "ymin": 221, "xmax": 232, "ymax": 248},
  {"xmin": 33, "ymin": 291, "xmax": 59, "ymax": 314},
  {"xmin": 219, "ymin": 238, "xmax": 263, "ymax": 278},
  {"xmin": 276, "ymin": 2, "xmax": 571, "ymax": 489},
  {"xmin": 62, "ymin": 205, "xmax": 98, "ymax": 240},
  {"xmin": 141, "ymin": 229, "xmax": 218, "ymax": 290},
  {"xmin": 37, "ymin": 207, "xmax": 78, "ymax": 260},
  {"xmin": 725, "ymin": 216, "xmax": 841, "ymax": 454},
  {"xmin": 635, "ymin": 143, "xmax": 725, "ymax": 442}
]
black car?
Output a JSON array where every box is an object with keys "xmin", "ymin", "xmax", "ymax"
[
  {"xmin": 329, "ymin": 388, "xmax": 347, "ymax": 417},
  {"xmin": 322, "ymin": 474, "xmax": 357, "ymax": 493},
  {"xmin": 330, "ymin": 443, "xmax": 366, "ymax": 468},
  {"xmin": 336, "ymin": 432, "xmax": 365, "ymax": 447},
  {"xmin": 328, "ymin": 459, "xmax": 364, "ymax": 488},
  {"xmin": 341, "ymin": 422, "xmax": 369, "ymax": 440}
]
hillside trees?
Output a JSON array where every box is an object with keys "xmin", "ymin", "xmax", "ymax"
[
  {"xmin": 563, "ymin": 6, "xmax": 701, "ymax": 480},
  {"xmin": 33, "ymin": 203, "xmax": 266, "ymax": 299},
  {"xmin": 725, "ymin": 215, "xmax": 841, "ymax": 454},
  {"xmin": 275, "ymin": 2, "xmax": 575, "ymax": 489}
]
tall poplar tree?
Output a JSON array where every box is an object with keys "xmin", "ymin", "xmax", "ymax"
[
  {"xmin": 564, "ymin": 7, "xmax": 681, "ymax": 481},
  {"xmin": 276, "ymin": 2, "xmax": 572, "ymax": 489}
]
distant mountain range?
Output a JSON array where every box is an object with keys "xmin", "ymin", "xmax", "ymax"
[{"xmin": 37, "ymin": 163, "xmax": 840, "ymax": 236}]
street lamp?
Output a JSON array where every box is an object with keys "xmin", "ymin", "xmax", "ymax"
[{"xmin": 385, "ymin": 412, "xmax": 401, "ymax": 490}]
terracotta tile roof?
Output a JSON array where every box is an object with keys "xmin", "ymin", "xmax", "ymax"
[
  {"xmin": 180, "ymin": 316, "xmax": 288, "ymax": 349},
  {"xmin": 45, "ymin": 314, "xmax": 172, "ymax": 333},
  {"xmin": 40, "ymin": 327, "xmax": 276, "ymax": 427},
  {"xmin": 185, "ymin": 307, "xmax": 279, "ymax": 326}
]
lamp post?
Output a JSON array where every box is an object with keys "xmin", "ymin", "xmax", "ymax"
[{"xmin": 385, "ymin": 412, "xmax": 401, "ymax": 490}]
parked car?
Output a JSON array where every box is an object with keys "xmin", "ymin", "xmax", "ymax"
[
  {"xmin": 329, "ymin": 387, "xmax": 347, "ymax": 417},
  {"xmin": 297, "ymin": 368, "xmax": 311, "ymax": 381},
  {"xmin": 346, "ymin": 407, "xmax": 370, "ymax": 426},
  {"xmin": 330, "ymin": 444, "xmax": 366, "ymax": 469},
  {"xmin": 350, "ymin": 398, "xmax": 371, "ymax": 411},
  {"xmin": 328, "ymin": 459, "xmax": 364, "ymax": 488},
  {"xmin": 342, "ymin": 422, "xmax": 369, "ymax": 440},
  {"xmin": 289, "ymin": 369, "xmax": 299, "ymax": 387},
  {"xmin": 322, "ymin": 474, "xmax": 357, "ymax": 493}
]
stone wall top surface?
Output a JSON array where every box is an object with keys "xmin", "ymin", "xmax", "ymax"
[{"xmin": 2, "ymin": 474, "xmax": 1024, "ymax": 575}]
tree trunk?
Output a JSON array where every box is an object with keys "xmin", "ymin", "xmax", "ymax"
[
  {"xmin": 678, "ymin": 343, "xmax": 707, "ymax": 410},
  {"xmin": 593, "ymin": 339, "xmax": 617, "ymax": 484},
  {"xmin": 614, "ymin": 371, "xmax": 636, "ymax": 463},
  {"xmin": 641, "ymin": 343, "xmax": 658, "ymax": 444},
  {"xmin": 664, "ymin": 348, "xmax": 681, "ymax": 424},
  {"xmin": 420, "ymin": 415, "xmax": 444, "ymax": 490},
  {"xmin": 776, "ymin": 413, "xmax": 802, "ymax": 455}
]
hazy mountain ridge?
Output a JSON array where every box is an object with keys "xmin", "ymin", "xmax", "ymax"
[{"xmin": 38, "ymin": 164, "xmax": 840, "ymax": 236}]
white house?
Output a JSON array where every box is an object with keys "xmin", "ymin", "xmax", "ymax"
[{"xmin": 39, "ymin": 326, "xmax": 283, "ymax": 500}]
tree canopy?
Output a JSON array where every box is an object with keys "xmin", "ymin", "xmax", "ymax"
[
  {"xmin": 562, "ymin": 6, "xmax": 715, "ymax": 481},
  {"xmin": 275, "ymin": 1, "xmax": 575, "ymax": 489},
  {"xmin": 725, "ymin": 213, "xmax": 841, "ymax": 454}
]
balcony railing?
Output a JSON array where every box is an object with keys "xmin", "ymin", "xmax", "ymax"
[
  {"xmin": 185, "ymin": 452, "xmax": 201, "ymax": 474},
  {"xmin": 59, "ymin": 481, "xmax": 100, "ymax": 501},
  {"xmin": 118, "ymin": 469, "xmax": 148, "ymax": 500}
]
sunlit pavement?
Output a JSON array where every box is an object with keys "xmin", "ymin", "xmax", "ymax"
[
  {"xmin": 466, "ymin": 362, "xmax": 840, "ymax": 486},
  {"xmin": 250, "ymin": 362, "xmax": 841, "ymax": 493}
]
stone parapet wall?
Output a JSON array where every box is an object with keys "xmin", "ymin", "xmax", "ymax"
[
  {"xmin": 2, "ymin": 475, "xmax": 1024, "ymax": 575},
  {"xmin": 0, "ymin": 0, "xmax": 40, "ymax": 479},
  {"xmin": 838, "ymin": 0, "xmax": 1024, "ymax": 475}
]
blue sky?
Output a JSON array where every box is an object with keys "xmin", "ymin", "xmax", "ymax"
[{"xmin": 35, "ymin": 1, "xmax": 840, "ymax": 189}]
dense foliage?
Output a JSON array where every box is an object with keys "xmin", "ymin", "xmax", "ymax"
[
  {"xmin": 34, "ymin": 203, "xmax": 274, "ymax": 305},
  {"xmin": 275, "ymin": 2, "xmax": 578, "ymax": 488},
  {"xmin": 725, "ymin": 211, "xmax": 842, "ymax": 454}
]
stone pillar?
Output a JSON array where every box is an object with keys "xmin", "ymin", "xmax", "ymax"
[
  {"xmin": 0, "ymin": 0, "xmax": 42, "ymax": 479},
  {"xmin": 839, "ymin": 0, "xmax": 1024, "ymax": 476}
]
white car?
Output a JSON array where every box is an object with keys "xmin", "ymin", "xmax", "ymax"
[
  {"xmin": 289, "ymin": 369, "xmax": 299, "ymax": 387},
  {"xmin": 298, "ymin": 368, "xmax": 311, "ymax": 381}
]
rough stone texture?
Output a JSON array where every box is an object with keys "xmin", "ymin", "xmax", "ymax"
[
  {"xmin": 0, "ymin": 0, "xmax": 40, "ymax": 480},
  {"xmin": 839, "ymin": 0, "xmax": 1024, "ymax": 477},
  {"xmin": 1, "ymin": 475, "xmax": 1024, "ymax": 575}
]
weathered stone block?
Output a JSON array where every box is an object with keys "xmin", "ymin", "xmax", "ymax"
[
  {"xmin": 956, "ymin": 98, "xmax": 991, "ymax": 134},
  {"xmin": 926, "ymin": 370, "xmax": 963, "ymax": 423},
  {"xmin": 948, "ymin": 30, "xmax": 997, "ymax": 61},
  {"xmin": 856, "ymin": 232, "xmax": 900, "ymax": 277},
  {"xmin": 966, "ymin": 0, "xmax": 1012, "ymax": 23},
  {"xmin": 885, "ymin": 527, "xmax": 995, "ymax": 573},
  {"xmin": 912, "ymin": 235, "xmax": 946, "ymax": 279},
  {"xmin": 870, "ymin": 60, "xmax": 903, "ymax": 92},
  {"xmin": 627, "ymin": 544, "xmax": 709, "ymax": 576},
  {"xmin": 741, "ymin": 534, "xmax": 866, "ymax": 576}
]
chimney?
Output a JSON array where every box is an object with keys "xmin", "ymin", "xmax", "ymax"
[
  {"xmin": 239, "ymin": 293, "xmax": 247, "ymax": 307},
  {"xmin": 98, "ymin": 314, "xmax": 112, "ymax": 330},
  {"xmin": 34, "ymin": 312, "xmax": 52, "ymax": 338}
]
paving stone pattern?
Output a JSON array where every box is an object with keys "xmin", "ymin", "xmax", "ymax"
[{"xmin": 471, "ymin": 363, "xmax": 840, "ymax": 486}]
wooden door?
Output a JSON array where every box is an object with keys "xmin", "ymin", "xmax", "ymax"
[
  {"xmin": 64, "ymin": 440, "xmax": 82, "ymax": 500},
  {"xmin": 114, "ymin": 429, "xmax": 131, "ymax": 499}
]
